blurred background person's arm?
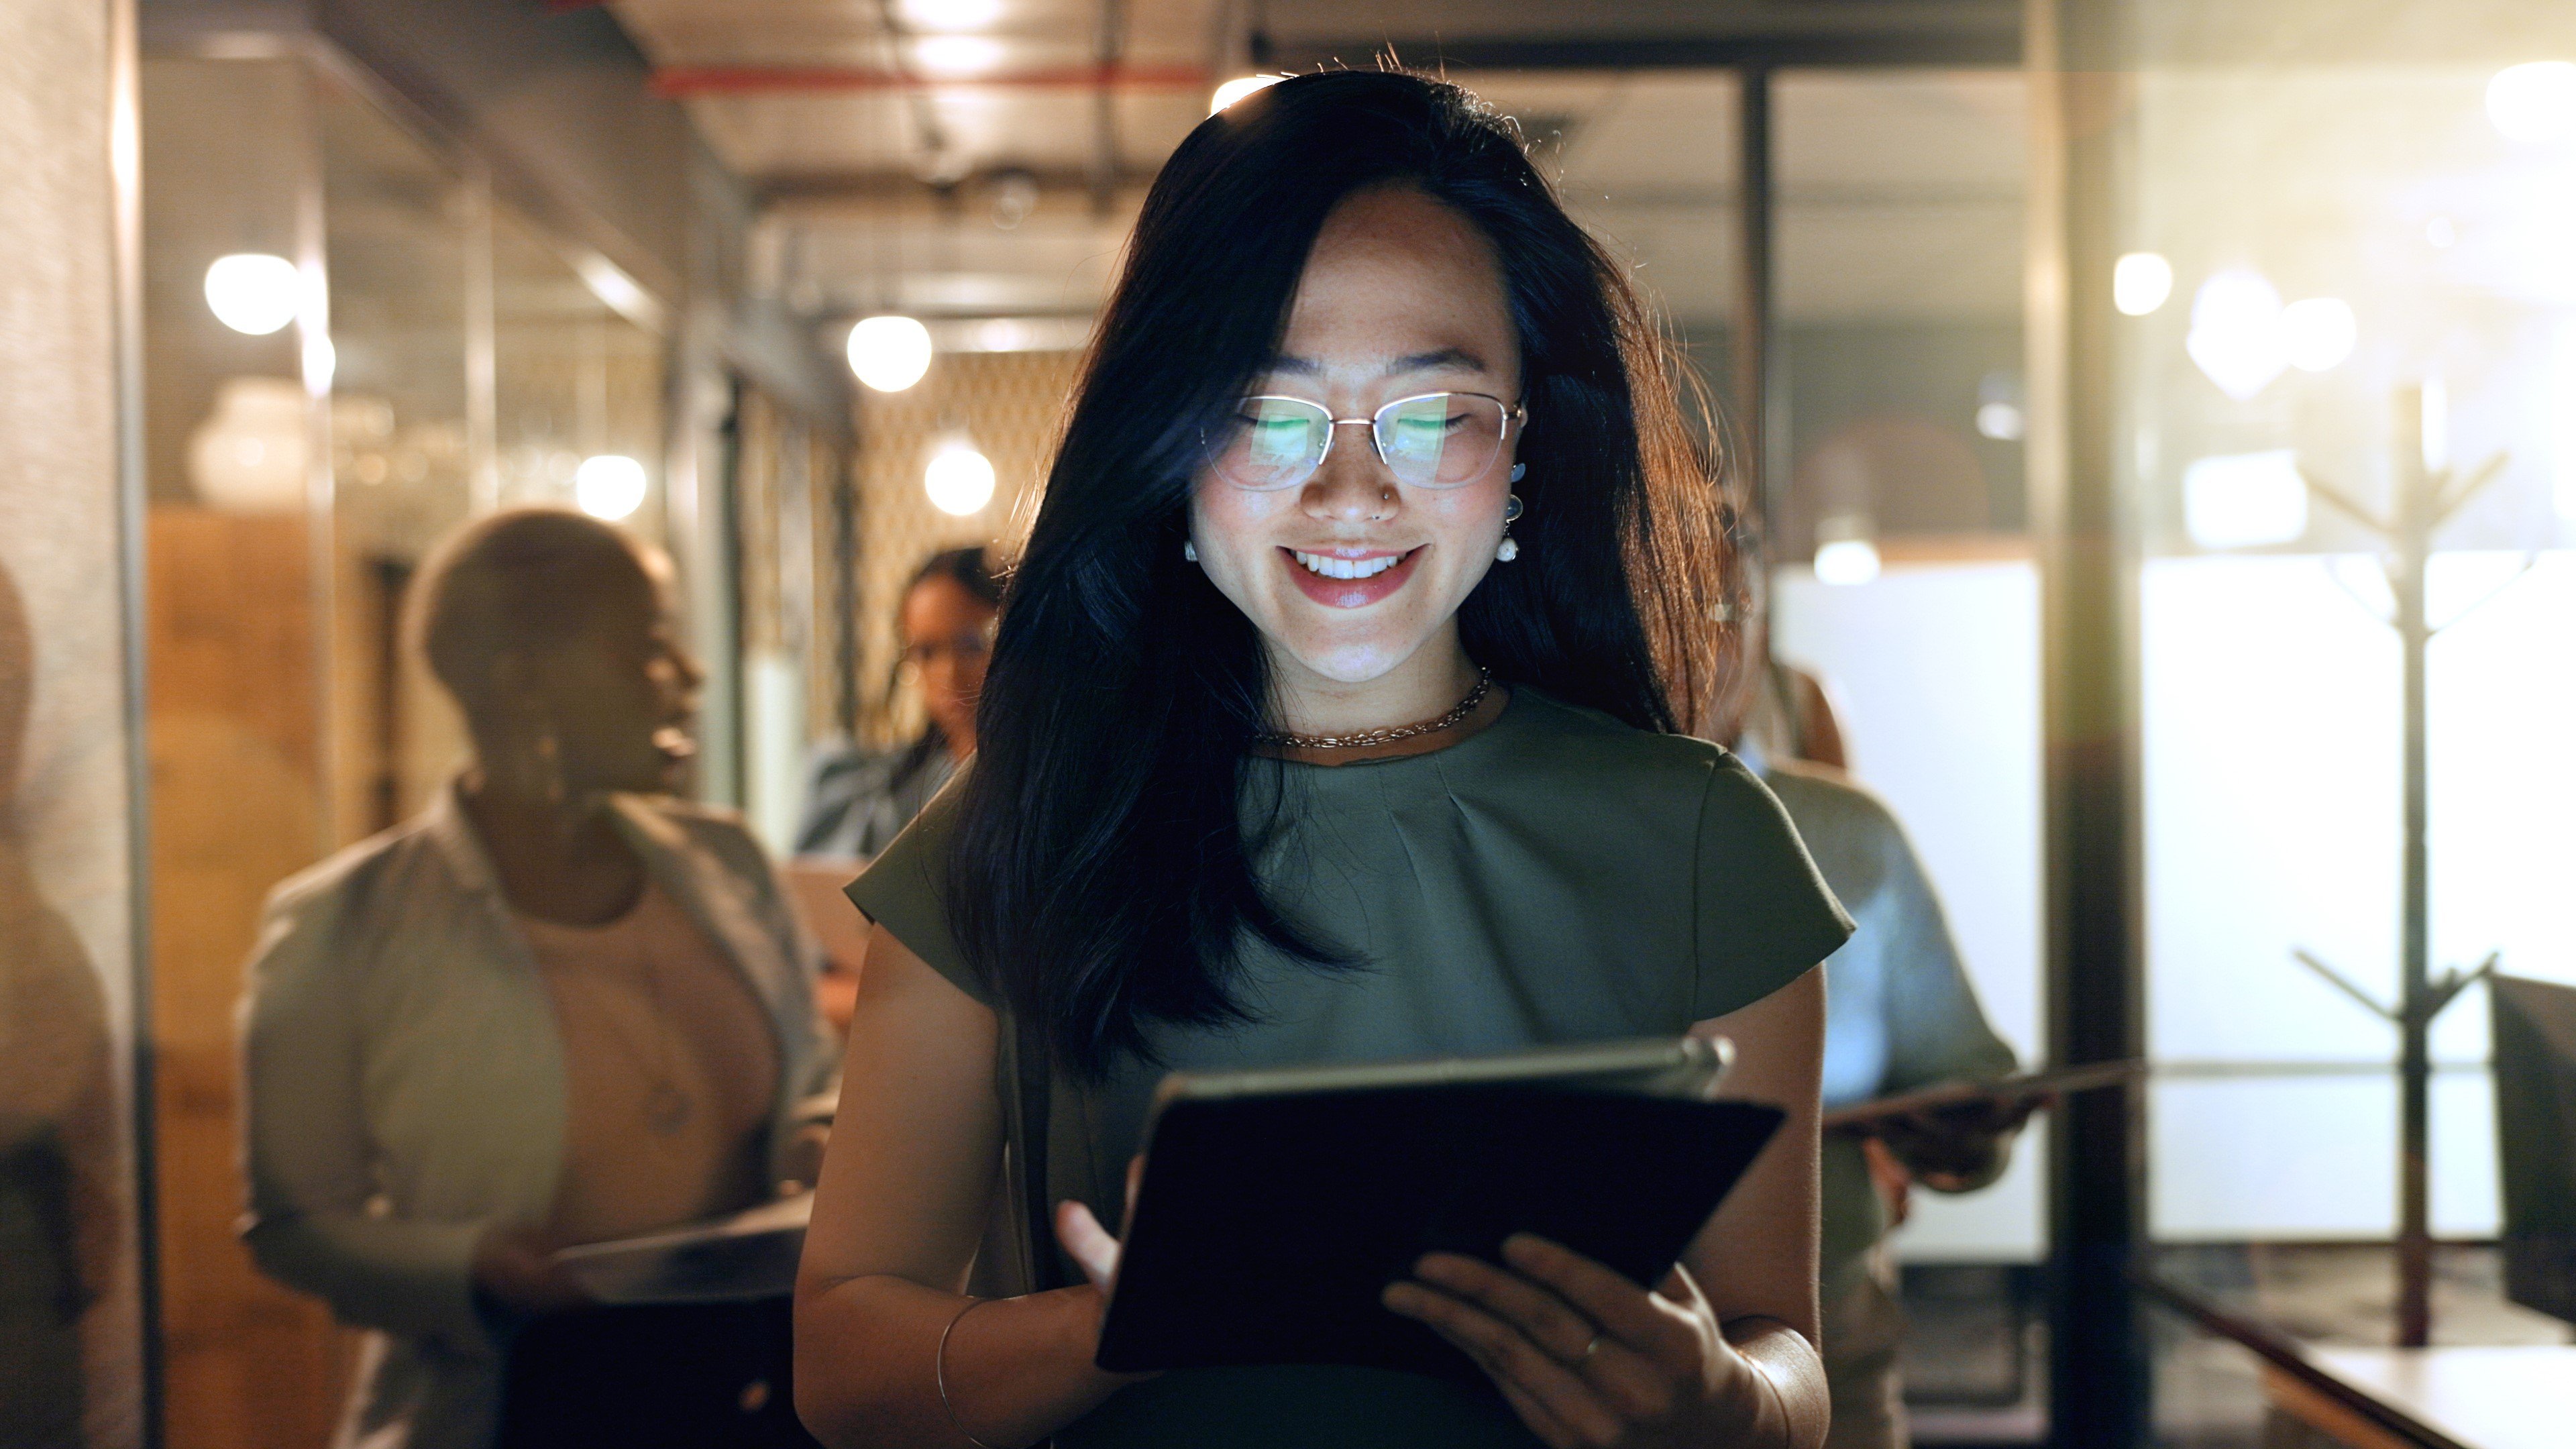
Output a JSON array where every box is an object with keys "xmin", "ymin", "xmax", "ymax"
[
  {"xmin": 238, "ymin": 877, "xmax": 552, "ymax": 1352},
  {"xmin": 1859, "ymin": 782, "xmax": 2024, "ymax": 1196}
]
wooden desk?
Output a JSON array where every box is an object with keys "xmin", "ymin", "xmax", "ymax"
[
  {"xmin": 2142, "ymin": 1275, "xmax": 2576, "ymax": 1449},
  {"xmin": 2263, "ymin": 1346, "xmax": 2576, "ymax": 1449}
]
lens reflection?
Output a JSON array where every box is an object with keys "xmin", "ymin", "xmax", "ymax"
[{"xmin": 1214, "ymin": 393, "xmax": 1510, "ymax": 490}]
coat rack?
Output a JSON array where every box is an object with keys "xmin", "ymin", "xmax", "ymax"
[{"xmin": 2290, "ymin": 383, "xmax": 2514, "ymax": 1348}]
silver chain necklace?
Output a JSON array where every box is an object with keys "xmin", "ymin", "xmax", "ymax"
[{"xmin": 1254, "ymin": 669, "xmax": 1494, "ymax": 751}]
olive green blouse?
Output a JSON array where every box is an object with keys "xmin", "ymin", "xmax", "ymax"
[{"xmin": 847, "ymin": 687, "xmax": 1851, "ymax": 1449}]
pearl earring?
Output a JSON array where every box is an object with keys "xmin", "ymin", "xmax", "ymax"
[
  {"xmin": 1497, "ymin": 492, "xmax": 1525, "ymax": 562},
  {"xmin": 1183, "ymin": 539, "xmax": 1199, "ymax": 562}
]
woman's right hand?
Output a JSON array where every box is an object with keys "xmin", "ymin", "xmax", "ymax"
[
  {"xmin": 1055, "ymin": 1200, "xmax": 1124, "ymax": 1295},
  {"xmin": 471, "ymin": 1225, "xmax": 594, "ymax": 1317},
  {"xmin": 1049, "ymin": 1152, "xmax": 1157, "ymax": 1373},
  {"xmin": 1053, "ymin": 1152, "xmax": 1144, "ymax": 1297},
  {"xmin": 797, "ymin": 930, "xmax": 1144, "ymax": 1445}
]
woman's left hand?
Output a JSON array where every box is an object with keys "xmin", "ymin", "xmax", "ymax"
[{"xmin": 1383, "ymin": 1233, "xmax": 1778, "ymax": 1449}]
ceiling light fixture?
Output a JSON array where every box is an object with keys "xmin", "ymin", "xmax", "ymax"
[
  {"xmin": 574, "ymin": 454, "xmax": 649, "ymax": 521},
  {"xmin": 925, "ymin": 436, "xmax": 996, "ymax": 516},
  {"xmin": 914, "ymin": 34, "xmax": 1005, "ymax": 77},
  {"xmin": 2186, "ymin": 268, "xmax": 2288, "ymax": 401},
  {"xmin": 2112, "ymin": 252, "xmax": 2174, "ymax": 317},
  {"xmin": 849, "ymin": 315, "xmax": 934, "ymax": 392},
  {"xmin": 204, "ymin": 253, "xmax": 302, "ymax": 336},
  {"xmin": 2487, "ymin": 61, "xmax": 2576, "ymax": 144},
  {"xmin": 1975, "ymin": 370, "xmax": 2025, "ymax": 441},
  {"xmin": 897, "ymin": 0, "xmax": 1003, "ymax": 31},
  {"xmin": 1813, "ymin": 513, "xmax": 1881, "ymax": 587}
]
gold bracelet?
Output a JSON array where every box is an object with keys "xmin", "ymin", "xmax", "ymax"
[{"xmin": 935, "ymin": 1295, "xmax": 1002, "ymax": 1449}]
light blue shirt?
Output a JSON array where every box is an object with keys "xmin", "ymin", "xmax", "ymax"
[{"xmin": 1738, "ymin": 742, "xmax": 2019, "ymax": 1283}]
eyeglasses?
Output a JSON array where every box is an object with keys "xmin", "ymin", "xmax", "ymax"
[
  {"xmin": 1208, "ymin": 392, "xmax": 1524, "ymax": 491},
  {"xmin": 900, "ymin": 623, "xmax": 995, "ymax": 671}
]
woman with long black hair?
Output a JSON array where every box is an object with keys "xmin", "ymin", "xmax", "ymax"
[{"xmin": 795, "ymin": 70, "xmax": 1849, "ymax": 1449}]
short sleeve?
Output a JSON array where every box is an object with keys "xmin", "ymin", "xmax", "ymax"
[
  {"xmin": 1873, "ymin": 811, "xmax": 2020, "ymax": 1093},
  {"xmin": 842, "ymin": 777, "xmax": 990, "ymax": 1005},
  {"xmin": 1691, "ymin": 753, "xmax": 1854, "ymax": 1021}
]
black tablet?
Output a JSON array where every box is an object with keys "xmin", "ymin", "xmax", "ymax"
[{"xmin": 1094, "ymin": 1036, "xmax": 1785, "ymax": 1379}]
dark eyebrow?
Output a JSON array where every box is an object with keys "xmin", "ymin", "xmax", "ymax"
[
  {"xmin": 1262, "ymin": 347, "xmax": 1490, "ymax": 379},
  {"xmin": 1385, "ymin": 347, "xmax": 1487, "ymax": 376}
]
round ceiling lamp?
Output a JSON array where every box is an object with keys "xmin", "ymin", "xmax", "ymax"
[
  {"xmin": 849, "ymin": 315, "xmax": 934, "ymax": 392},
  {"xmin": 2112, "ymin": 252, "xmax": 2174, "ymax": 317},
  {"xmin": 2186, "ymin": 268, "xmax": 2289, "ymax": 401},
  {"xmin": 924, "ymin": 437, "xmax": 996, "ymax": 516},
  {"xmin": 204, "ymin": 253, "xmax": 301, "ymax": 336},
  {"xmin": 574, "ymin": 454, "xmax": 649, "ymax": 521},
  {"xmin": 2487, "ymin": 61, "xmax": 2576, "ymax": 144}
]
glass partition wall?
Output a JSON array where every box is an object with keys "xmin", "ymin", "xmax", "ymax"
[
  {"xmin": 321, "ymin": 89, "xmax": 671, "ymax": 835},
  {"xmin": 138, "ymin": 54, "xmax": 349, "ymax": 1449},
  {"xmin": 2130, "ymin": 52, "xmax": 2576, "ymax": 1247},
  {"xmin": 138, "ymin": 53, "xmax": 672, "ymax": 1449},
  {"xmin": 2038, "ymin": 7, "xmax": 2576, "ymax": 1446},
  {"xmin": 1764, "ymin": 69, "xmax": 2049, "ymax": 1440}
]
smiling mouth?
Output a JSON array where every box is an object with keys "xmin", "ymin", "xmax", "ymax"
[
  {"xmin": 1289, "ymin": 547, "xmax": 1415, "ymax": 580},
  {"xmin": 652, "ymin": 725, "xmax": 698, "ymax": 761},
  {"xmin": 1279, "ymin": 545, "xmax": 1424, "ymax": 608}
]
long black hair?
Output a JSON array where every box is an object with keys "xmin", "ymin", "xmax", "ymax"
[{"xmin": 949, "ymin": 69, "xmax": 1737, "ymax": 1079}]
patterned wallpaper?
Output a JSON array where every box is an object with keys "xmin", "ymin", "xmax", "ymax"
[{"xmin": 849, "ymin": 347, "xmax": 1085, "ymax": 747}]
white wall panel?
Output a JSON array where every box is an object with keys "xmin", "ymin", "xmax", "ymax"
[
  {"xmin": 2141, "ymin": 552, "xmax": 2576, "ymax": 1237},
  {"xmin": 1774, "ymin": 560, "xmax": 2045, "ymax": 1260}
]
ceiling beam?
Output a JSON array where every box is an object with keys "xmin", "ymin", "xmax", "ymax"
[
  {"xmin": 758, "ymin": 174, "xmax": 2022, "ymax": 211},
  {"xmin": 651, "ymin": 62, "xmax": 1210, "ymax": 97},
  {"xmin": 758, "ymin": 168, "xmax": 1157, "ymax": 207},
  {"xmin": 1267, "ymin": 29, "xmax": 2020, "ymax": 72}
]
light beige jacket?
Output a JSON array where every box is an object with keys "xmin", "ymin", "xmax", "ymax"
[{"xmin": 238, "ymin": 787, "xmax": 839, "ymax": 1449}]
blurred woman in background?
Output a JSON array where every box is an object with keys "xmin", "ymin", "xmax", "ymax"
[
  {"xmin": 795, "ymin": 547, "xmax": 1000, "ymax": 863},
  {"xmin": 790, "ymin": 546, "xmax": 1001, "ymax": 1036},
  {"xmin": 239, "ymin": 508, "xmax": 836, "ymax": 1449}
]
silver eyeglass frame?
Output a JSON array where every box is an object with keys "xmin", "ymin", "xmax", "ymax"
[{"xmin": 1212, "ymin": 390, "xmax": 1527, "ymax": 490}]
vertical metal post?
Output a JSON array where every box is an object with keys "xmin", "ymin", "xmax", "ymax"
[
  {"xmin": 1091, "ymin": 0, "xmax": 1126, "ymax": 217},
  {"xmin": 2390, "ymin": 386, "xmax": 2434, "ymax": 1348},
  {"xmin": 293, "ymin": 65, "xmax": 340, "ymax": 858},
  {"xmin": 1733, "ymin": 65, "xmax": 1777, "ymax": 522},
  {"xmin": 463, "ymin": 166, "xmax": 499, "ymax": 515},
  {"xmin": 105, "ymin": 3, "xmax": 162, "ymax": 1441},
  {"xmin": 833, "ymin": 442, "xmax": 861, "ymax": 738},
  {"xmin": 2029, "ymin": 0, "xmax": 2149, "ymax": 1443}
]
